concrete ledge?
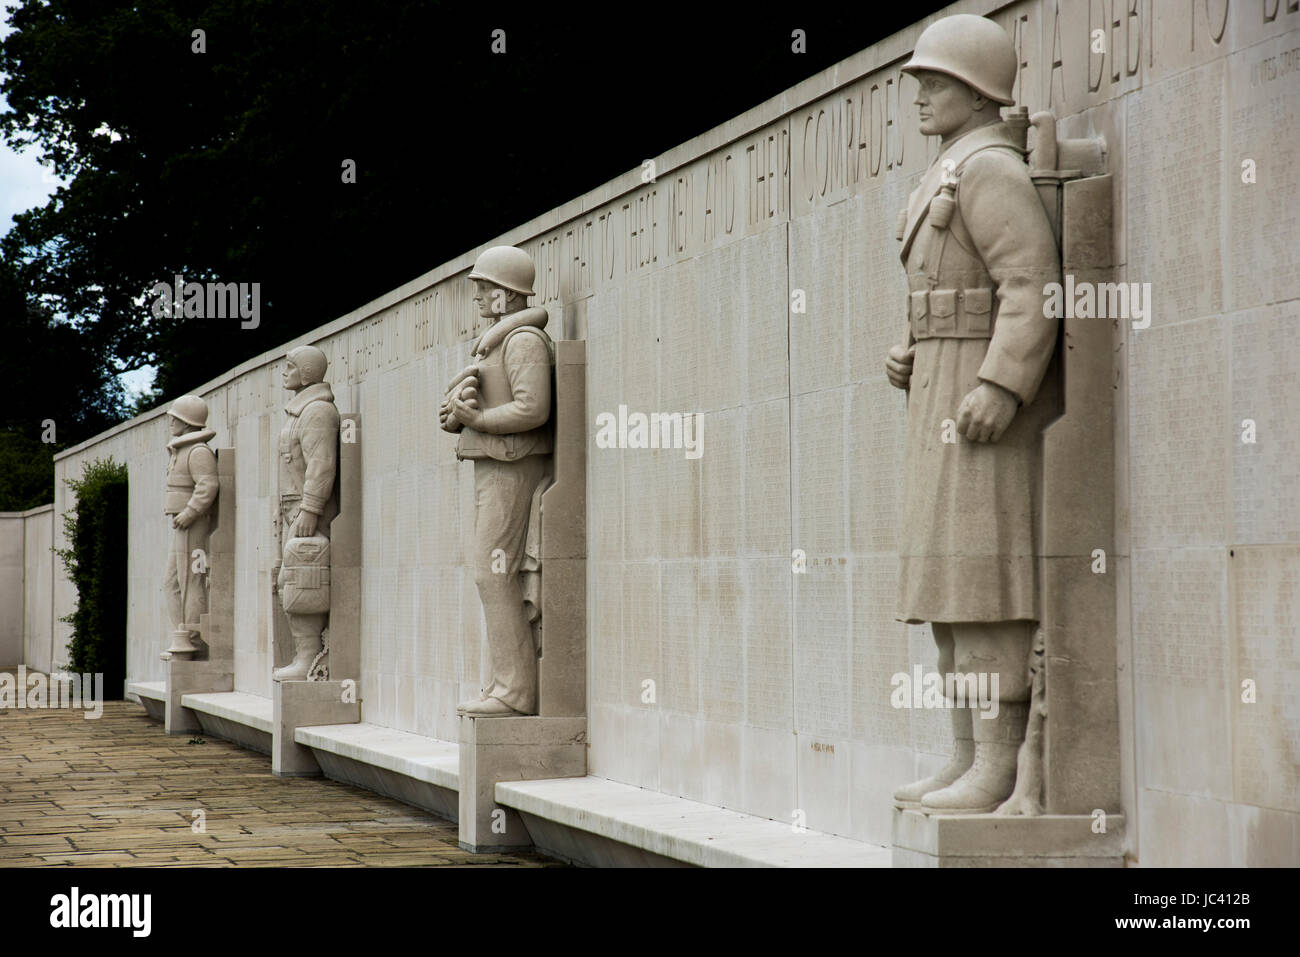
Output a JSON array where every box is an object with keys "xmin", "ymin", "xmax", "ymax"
[
  {"xmin": 496, "ymin": 777, "xmax": 893, "ymax": 868},
  {"xmin": 295, "ymin": 722, "xmax": 459, "ymax": 822},
  {"xmin": 180, "ymin": 692, "xmax": 273, "ymax": 755},
  {"xmin": 891, "ymin": 808, "xmax": 1127, "ymax": 867},
  {"xmin": 126, "ymin": 681, "xmax": 166, "ymax": 721}
]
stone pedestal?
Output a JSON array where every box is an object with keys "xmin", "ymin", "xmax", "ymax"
[
  {"xmin": 165, "ymin": 449, "xmax": 235, "ymax": 735},
  {"xmin": 165, "ymin": 658, "xmax": 233, "ymax": 735},
  {"xmin": 458, "ymin": 715, "xmax": 586, "ymax": 852},
  {"xmin": 891, "ymin": 808, "xmax": 1126, "ymax": 867},
  {"xmin": 272, "ymin": 680, "xmax": 360, "ymax": 777}
]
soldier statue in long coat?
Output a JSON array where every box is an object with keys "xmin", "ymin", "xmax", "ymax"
[{"xmin": 885, "ymin": 15, "xmax": 1061, "ymax": 813}]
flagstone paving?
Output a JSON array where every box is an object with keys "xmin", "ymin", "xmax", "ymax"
[{"xmin": 0, "ymin": 690, "xmax": 563, "ymax": 868}]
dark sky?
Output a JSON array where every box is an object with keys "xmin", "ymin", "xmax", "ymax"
[{"xmin": 372, "ymin": 5, "xmax": 952, "ymax": 277}]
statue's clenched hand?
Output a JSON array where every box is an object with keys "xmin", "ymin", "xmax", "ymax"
[
  {"xmin": 956, "ymin": 381, "xmax": 1019, "ymax": 443},
  {"xmin": 450, "ymin": 394, "xmax": 484, "ymax": 431},
  {"xmin": 291, "ymin": 509, "xmax": 318, "ymax": 538},
  {"xmin": 885, "ymin": 344, "xmax": 915, "ymax": 390}
]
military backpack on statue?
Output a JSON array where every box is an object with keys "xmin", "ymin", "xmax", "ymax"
[{"xmin": 277, "ymin": 534, "xmax": 331, "ymax": 614}]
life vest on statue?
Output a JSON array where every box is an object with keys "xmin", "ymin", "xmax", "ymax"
[{"xmin": 456, "ymin": 325, "xmax": 555, "ymax": 462}]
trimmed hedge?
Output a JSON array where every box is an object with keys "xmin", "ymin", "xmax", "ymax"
[{"xmin": 56, "ymin": 458, "xmax": 128, "ymax": 698}]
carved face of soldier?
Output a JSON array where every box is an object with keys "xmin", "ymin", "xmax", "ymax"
[
  {"xmin": 913, "ymin": 70, "xmax": 986, "ymax": 139},
  {"xmin": 167, "ymin": 415, "xmax": 191, "ymax": 437},
  {"xmin": 472, "ymin": 279, "xmax": 518, "ymax": 321},
  {"xmin": 282, "ymin": 357, "xmax": 304, "ymax": 392}
]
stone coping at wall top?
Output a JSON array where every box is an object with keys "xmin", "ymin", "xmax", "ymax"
[
  {"xmin": 0, "ymin": 504, "xmax": 55, "ymax": 518},
  {"xmin": 53, "ymin": 0, "xmax": 996, "ymax": 464}
]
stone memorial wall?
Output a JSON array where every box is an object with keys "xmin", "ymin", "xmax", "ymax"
[
  {"xmin": 48, "ymin": 0, "xmax": 1300, "ymax": 864},
  {"xmin": 0, "ymin": 506, "xmax": 54, "ymax": 671}
]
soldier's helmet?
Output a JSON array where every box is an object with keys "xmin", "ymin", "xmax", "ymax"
[
  {"xmin": 468, "ymin": 246, "xmax": 536, "ymax": 297},
  {"xmin": 167, "ymin": 394, "xmax": 208, "ymax": 428},
  {"xmin": 902, "ymin": 15, "xmax": 1018, "ymax": 106}
]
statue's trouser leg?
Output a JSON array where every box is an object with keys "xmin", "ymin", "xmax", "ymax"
[
  {"xmin": 163, "ymin": 527, "xmax": 184, "ymax": 630},
  {"xmin": 273, "ymin": 499, "xmax": 326, "ymax": 680},
  {"xmin": 163, "ymin": 517, "xmax": 210, "ymax": 633},
  {"xmin": 921, "ymin": 620, "xmax": 1033, "ymax": 813},
  {"xmin": 892, "ymin": 623, "xmax": 974, "ymax": 804},
  {"xmin": 472, "ymin": 455, "xmax": 546, "ymax": 715},
  {"xmin": 181, "ymin": 515, "xmax": 210, "ymax": 628}
]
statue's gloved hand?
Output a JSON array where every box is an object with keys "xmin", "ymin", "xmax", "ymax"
[
  {"xmin": 450, "ymin": 394, "xmax": 485, "ymax": 430},
  {"xmin": 956, "ymin": 380, "xmax": 1019, "ymax": 443},
  {"xmin": 291, "ymin": 509, "xmax": 318, "ymax": 538},
  {"xmin": 885, "ymin": 344, "xmax": 915, "ymax": 390},
  {"xmin": 173, "ymin": 507, "xmax": 197, "ymax": 529}
]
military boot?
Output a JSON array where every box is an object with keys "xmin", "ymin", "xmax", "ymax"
[
  {"xmin": 921, "ymin": 702, "xmax": 1027, "ymax": 814},
  {"xmin": 893, "ymin": 707, "xmax": 974, "ymax": 806},
  {"xmin": 272, "ymin": 617, "xmax": 323, "ymax": 682}
]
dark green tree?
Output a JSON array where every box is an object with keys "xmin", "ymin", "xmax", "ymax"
[{"xmin": 55, "ymin": 457, "xmax": 129, "ymax": 695}]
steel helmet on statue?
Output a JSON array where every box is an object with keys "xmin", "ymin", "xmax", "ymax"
[
  {"xmin": 901, "ymin": 15, "xmax": 1018, "ymax": 106},
  {"xmin": 468, "ymin": 246, "xmax": 536, "ymax": 297},
  {"xmin": 167, "ymin": 394, "xmax": 208, "ymax": 428}
]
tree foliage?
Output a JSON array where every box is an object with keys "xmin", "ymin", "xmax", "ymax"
[{"xmin": 55, "ymin": 456, "xmax": 129, "ymax": 696}]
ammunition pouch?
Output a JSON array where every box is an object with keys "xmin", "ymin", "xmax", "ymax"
[{"xmin": 908, "ymin": 287, "xmax": 995, "ymax": 340}]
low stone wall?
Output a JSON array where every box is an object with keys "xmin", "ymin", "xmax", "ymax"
[{"xmin": 0, "ymin": 505, "xmax": 55, "ymax": 670}]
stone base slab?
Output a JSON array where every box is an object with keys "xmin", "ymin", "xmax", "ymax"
[
  {"xmin": 181, "ymin": 692, "xmax": 272, "ymax": 755},
  {"xmin": 497, "ymin": 776, "xmax": 892, "ymax": 867},
  {"xmin": 458, "ymin": 715, "xmax": 586, "ymax": 853},
  {"xmin": 126, "ymin": 680, "xmax": 166, "ymax": 722},
  {"xmin": 272, "ymin": 680, "xmax": 360, "ymax": 777},
  {"xmin": 512, "ymin": 809, "xmax": 693, "ymax": 867},
  {"xmin": 891, "ymin": 807, "xmax": 1127, "ymax": 867},
  {"xmin": 295, "ymin": 722, "xmax": 459, "ymax": 820}
]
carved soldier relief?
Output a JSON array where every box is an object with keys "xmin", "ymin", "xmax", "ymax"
[
  {"xmin": 442, "ymin": 246, "xmax": 554, "ymax": 717},
  {"xmin": 161, "ymin": 395, "xmax": 218, "ymax": 659},
  {"xmin": 273, "ymin": 345, "xmax": 340, "ymax": 682}
]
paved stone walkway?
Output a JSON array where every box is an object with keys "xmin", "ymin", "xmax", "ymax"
[{"xmin": 0, "ymin": 694, "xmax": 563, "ymax": 868}]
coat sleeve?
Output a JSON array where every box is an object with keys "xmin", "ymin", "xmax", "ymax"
[
  {"xmin": 297, "ymin": 401, "xmax": 339, "ymax": 515},
  {"xmin": 478, "ymin": 332, "xmax": 552, "ymax": 435},
  {"xmin": 958, "ymin": 150, "xmax": 1061, "ymax": 405},
  {"xmin": 184, "ymin": 445, "xmax": 219, "ymax": 516}
]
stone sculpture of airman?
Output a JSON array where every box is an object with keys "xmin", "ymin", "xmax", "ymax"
[
  {"xmin": 161, "ymin": 394, "xmax": 218, "ymax": 659},
  {"xmin": 273, "ymin": 344, "xmax": 340, "ymax": 682}
]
